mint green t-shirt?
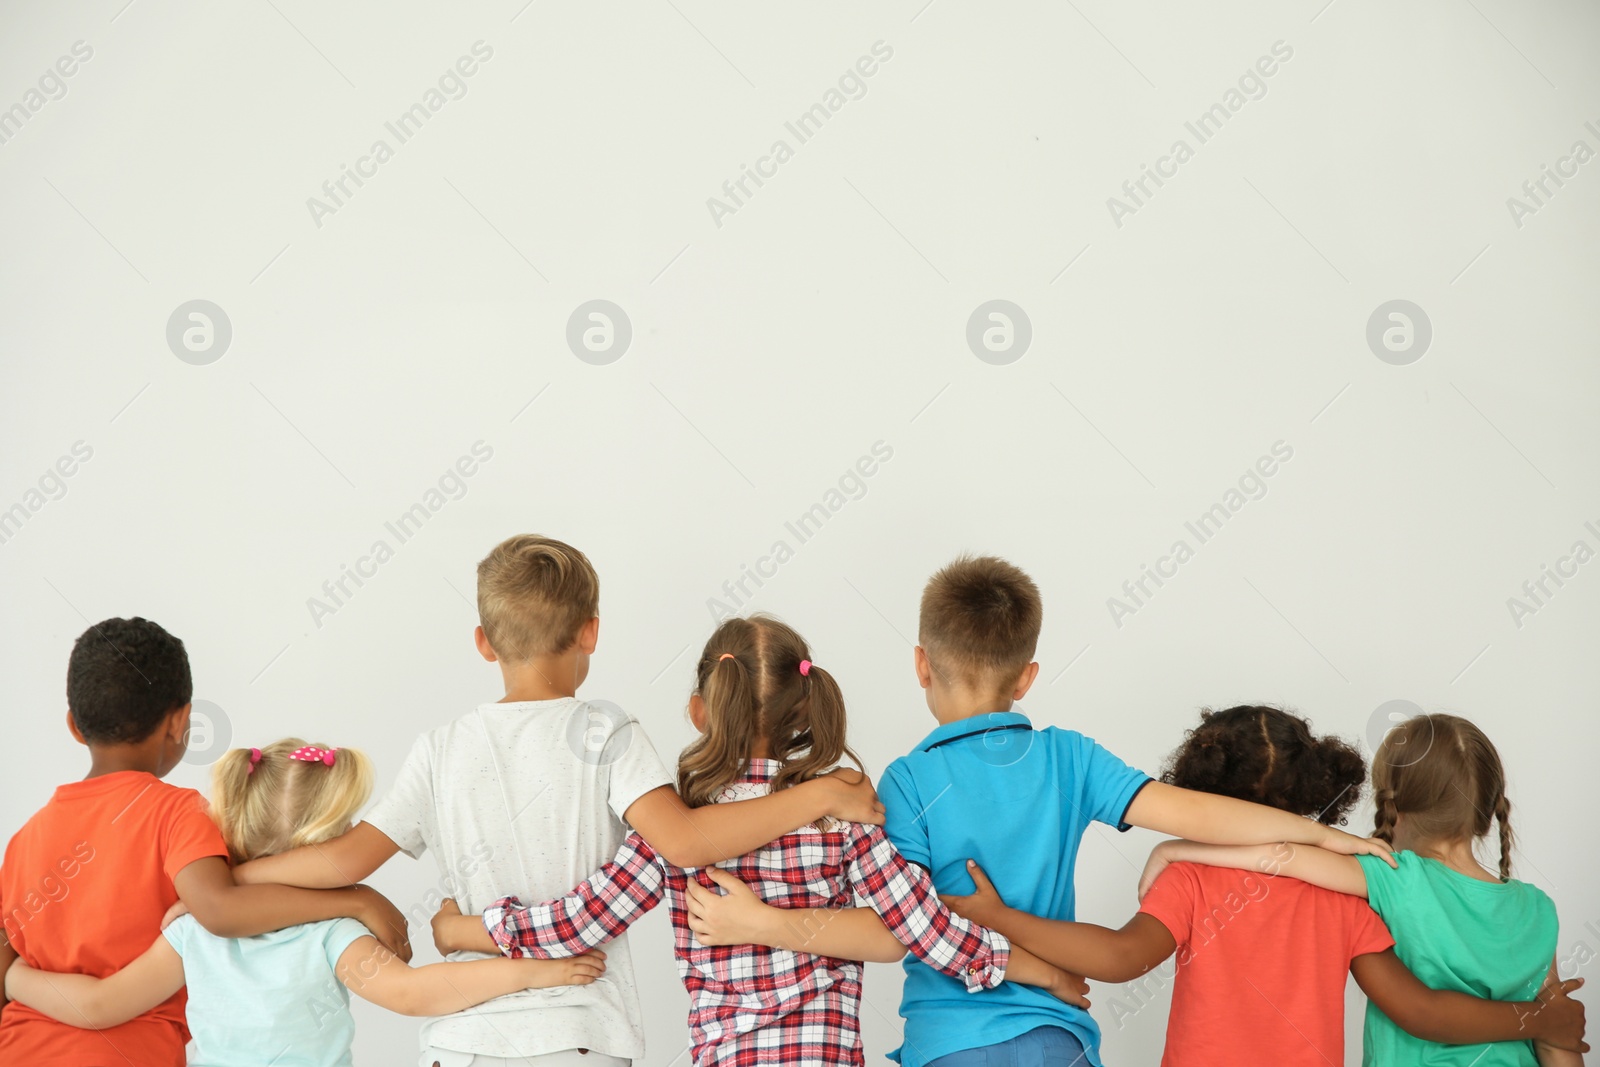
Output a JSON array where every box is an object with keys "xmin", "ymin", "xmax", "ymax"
[
  {"xmin": 1356, "ymin": 851, "xmax": 1557, "ymax": 1067},
  {"xmin": 163, "ymin": 914, "xmax": 372, "ymax": 1067}
]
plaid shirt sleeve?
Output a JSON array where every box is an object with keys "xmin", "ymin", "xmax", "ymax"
[
  {"xmin": 845, "ymin": 824, "xmax": 1009, "ymax": 992},
  {"xmin": 482, "ymin": 831, "xmax": 665, "ymax": 959}
]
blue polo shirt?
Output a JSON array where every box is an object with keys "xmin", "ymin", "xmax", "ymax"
[{"xmin": 878, "ymin": 711, "xmax": 1151, "ymax": 1067}]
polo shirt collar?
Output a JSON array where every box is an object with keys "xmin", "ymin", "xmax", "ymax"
[{"xmin": 914, "ymin": 709, "xmax": 1033, "ymax": 752}]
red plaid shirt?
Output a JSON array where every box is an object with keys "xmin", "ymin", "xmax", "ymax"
[{"xmin": 483, "ymin": 760, "xmax": 1011, "ymax": 1067}]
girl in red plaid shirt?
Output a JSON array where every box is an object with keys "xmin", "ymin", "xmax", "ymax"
[{"xmin": 432, "ymin": 615, "xmax": 1079, "ymax": 1067}]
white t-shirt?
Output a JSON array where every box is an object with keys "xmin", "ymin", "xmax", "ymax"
[{"xmin": 365, "ymin": 698, "xmax": 674, "ymax": 1060}]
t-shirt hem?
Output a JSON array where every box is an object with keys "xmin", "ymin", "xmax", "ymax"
[{"xmin": 894, "ymin": 1016, "xmax": 1104, "ymax": 1067}]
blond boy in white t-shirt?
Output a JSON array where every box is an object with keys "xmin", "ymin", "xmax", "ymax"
[{"xmin": 237, "ymin": 534, "xmax": 883, "ymax": 1067}]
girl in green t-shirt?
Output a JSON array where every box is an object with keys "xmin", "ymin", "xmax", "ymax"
[{"xmin": 1140, "ymin": 712, "xmax": 1581, "ymax": 1067}]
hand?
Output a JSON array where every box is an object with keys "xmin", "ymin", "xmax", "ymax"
[
  {"xmin": 432, "ymin": 898, "xmax": 463, "ymax": 955},
  {"xmin": 522, "ymin": 950, "xmax": 607, "ymax": 989},
  {"xmin": 1522, "ymin": 976, "xmax": 1588, "ymax": 1052},
  {"xmin": 432, "ymin": 898, "xmax": 497, "ymax": 956},
  {"xmin": 160, "ymin": 901, "xmax": 191, "ymax": 930},
  {"xmin": 1137, "ymin": 841, "xmax": 1177, "ymax": 902},
  {"xmin": 939, "ymin": 859, "xmax": 1008, "ymax": 925},
  {"xmin": 350, "ymin": 884, "xmax": 412, "ymax": 964},
  {"xmin": 821, "ymin": 768, "xmax": 885, "ymax": 826},
  {"xmin": 686, "ymin": 868, "xmax": 782, "ymax": 947},
  {"xmin": 1043, "ymin": 965, "xmax": 1091, "ymax": 1009},
  {"xmin": 1318, "ymin": 826, "xmax": 1398, "ymax": 868}
]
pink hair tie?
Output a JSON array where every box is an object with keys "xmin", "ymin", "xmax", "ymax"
[
  {"xmin": 798, "ymin": 659, "xmax": 812, "ymax": 676},
  {"xmin": 247, "ymin": 748, "xmax": 262, "ymax": 774},
  {"xmin": 289, "ymin": 745, "xmax": 338, "ymax": 767},
  {"xmin": 718, "ymin": 653, "xmax": 735, "ymax": 662}
]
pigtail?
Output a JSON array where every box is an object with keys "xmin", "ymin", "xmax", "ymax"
[
  {"xmin": 1493, "ymin": 794, "xmax": 1514, "ymax": 882},
  {"xmin": 1371, "ymin": 787, "xmax": 1399, "ymax": 846},
  {"xmin": 292, "ymin": 745, "xmax": 374, "ymax": 850},
  {"xmin": 678, "ymin": 647, "xmax": 762, "ymax": 808},
  {"xmin": 209, "ymin": 747, "xmax": 259, "ymax": 864},
  {"xmin": 771, "ymin": 664, "xmax": 861, "ymax": 799}
]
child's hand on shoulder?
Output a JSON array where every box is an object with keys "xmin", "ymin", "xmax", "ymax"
[
  {"xmin": 819, "ymin": 768, "xmax": 885, "ymax": 826},
  {"xmin": 939, "ymin": 860, "xmax": 1008, "ymax": 925},
  {"xmin": 1318, "ymin": 826, "xmax": 1398, "ymax": 867},
  {"xmin": 520, "ymin": 950, "xmax": 607, "ymax": 990}
]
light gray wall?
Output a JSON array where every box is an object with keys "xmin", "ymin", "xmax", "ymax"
[{"xmin": 2, "ymin": 2, "xmax": 1596, "ymax": 1065}]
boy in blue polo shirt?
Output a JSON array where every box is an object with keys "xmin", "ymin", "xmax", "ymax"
[{"xmin": 683, "ymin": 555, "xmax": 1395, "ymax": 1066}]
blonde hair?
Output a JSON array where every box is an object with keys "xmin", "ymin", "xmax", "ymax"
[
  {"xmin": 476, "ymin": 534, "xmax": 600, "ymax": 662},
  {"xmin": 1372, "ymin": 713, "xmax": 1515, "ymax": 881},
  {"xmin": 918, "ymin": 555, "xmax": 1042, "ymax": 689},
  {"xmin": 210, "ymin": 738, "xmax": 374, "ymax": 864},
  {"xmin": 677, "ymin": 615, "xmax": 860, "ymax": 813}
]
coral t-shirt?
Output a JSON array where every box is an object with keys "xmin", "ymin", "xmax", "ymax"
[
  {"xmin": 1137, "ymin": 861, "xmax": 1394, "ymax": 1067},
  {"xmin": 0, "ymin": 770, "xmax": 229, "ymax": 1067}
]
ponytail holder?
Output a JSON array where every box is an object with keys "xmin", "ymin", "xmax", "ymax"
[
  {"xmin": 247, "ymin": 748, "xmax": 263, "ymax": 774},
  {"xmin": 289, "ymin": 745, "xmax": 338, "ymax": 767},
  {"xmin": 798, "ymin": 659, "xmax": 812, "ymax": 677},
  {"xmin": 718, "ymin": 653, "xmax": 735, "ymax": 662}
]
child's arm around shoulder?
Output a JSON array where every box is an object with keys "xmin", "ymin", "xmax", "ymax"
[
  {"xmin": 3, "ymin": 935, "xmax": 185, "ymax": 1030},
  {"xmin": 232, "ymin": 821, "xmax": 400, "ymax": 889},
  {"xmin": 174, "ymin": 856, "xmax": 413, "ymax": 961},
  {"xmin": 624, "ymin": 772, "xmax": 883, "ymax": 869},
  {"xmin": 1137, "ymin": 839, "xmax": 1370, "ymax": 901},
  {"xmin": 1125, "ymin": 782, "xmax": 1395, "ymax": 865}
]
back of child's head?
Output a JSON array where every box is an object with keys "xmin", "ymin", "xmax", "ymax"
[
  {"xmin": 918, "ymin": 555, "xmax": 1042, "ymax": 691},
  {"xmin": 1372, "ymin": 713, "xmax": 1514, "ymax": 880},
  {"xmin": 476, "ymin": 534, "xmax": 599, "ymax": 662},
  {"xmin": 677, "ymin": 615, "xmax": 859, "ymax": 809},
  {"xmin": 66, "ymin": 617, "xmax": 193, "ymax": 745},
  {"xmin": 1163, "ymin": 705, "xmax": 1365, "ymax": 825},
  {"xmin": 210, "ymin": 739, "xmax": 374, "ymax": 864}
]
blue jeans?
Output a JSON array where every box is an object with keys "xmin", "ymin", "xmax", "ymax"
[{"xmin": 925, "ymin": 1026, "xmax": 1090, "ymax": 1067}]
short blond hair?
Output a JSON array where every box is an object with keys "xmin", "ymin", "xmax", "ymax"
[
  {"xmin": 210, "ymin": 739, "xmax": 374, "ymax": 864},
  {"xmin": 919, "ymin": 555, "xmax": 1042, "ymax": 688},
  {"xmin": 476, "ymin": 534, "xmax": 599, "ymax": 661}
]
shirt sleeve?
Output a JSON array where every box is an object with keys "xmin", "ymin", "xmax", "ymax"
[
  {"xmin": 159, "ymin": 789, "xmax": 230, "ymax": 882},
  {"xmin": 322, "ymin": 917, "xmax": 377, "ymax": 970},
  {"xmin": 1356, "ymin": 852, "xmax": 1402, "ymax": 921},
  {"xmin": 483, "ymin": 832, "xmax": 665, "ymax": 959},
  {"xmin": 363, "ymin": 736, "xmax": 436, "ymax": 861},
  {"xmin": 1346, "ymin": 898, "xmax": 1395, "ymax": 961},
  {"xmin": 845, "ymin": 824, "xmax": 1009, "ymax": 992},
  {"xmin": 161, "ymin": 913, "xmax": 194, "ymax": 957},
  {"xmin": 876, "ymin": 761, "xmax": 932, "ymax": 871},
  {"xmin": 603, "ymin": 718, "xmax": 676, "ymax": 823},
  {"xmin": 1072, "ymin": 734, "xmax": 1152, "ymax": 832},
  {"xmin": 1136, "ymin": 863, "xmax": 1199, "ymax": 950}
]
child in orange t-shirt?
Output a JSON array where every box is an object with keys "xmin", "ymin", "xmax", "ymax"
[
  {"xmin": 936, "ymin": 706, "xmax": 1587, "ymax": 1067},
  {"xmin": 0, "ymin": 618, "xmax": 409, "ymax": 1067}
]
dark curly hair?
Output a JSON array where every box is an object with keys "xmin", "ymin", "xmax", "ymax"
[
  {"xmin": 67, "ymin": 618, "xmax": 193, "ymax": 745},
  {"xmin": 1161, "ymin": 705, "xmax": 1365, "ymax": 825}
]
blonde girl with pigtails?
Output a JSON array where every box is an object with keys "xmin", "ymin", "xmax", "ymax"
[
  {"xmin": 1138, "ymin": 713, "xmax": 1581, "ymax": 1067},
  {"xmin": 4, "ymin": 738, "xmax": 604, "ymax": 1067}
]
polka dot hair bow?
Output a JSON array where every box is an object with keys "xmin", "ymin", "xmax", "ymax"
[{"xmin": 289, "ymin": 745, "xmax": 338, "ymax": 766}]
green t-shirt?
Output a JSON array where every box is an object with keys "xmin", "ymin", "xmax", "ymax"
[{"xmin": 1356, "ymin": 851, "xmax": 1557, "ymax": 1067}]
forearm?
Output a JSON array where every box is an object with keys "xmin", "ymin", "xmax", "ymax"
[
  {"xmin": 1391, "ymin": 996, "xmax": 1548, "ymax": 1045},
  {"xmin": 4, "ymin": 965, "xmax": 125, "ymax": 1029},
  {"xmin": 1148, "ymin": 785, "xmax": 1332, "ymax": 848},
  {"xmin": 1536, "ymin": 1044, "xmax": 1583, "ymax": 1067},
  {"xmin": 233, "ymin": 823, "xmax": 394, "ymax": 888},
  {"xmin": 377, "ymin": 958, "xmax": 547, "ymax": 1016},
  {"xmin": 189, "ymin": 883, "xmax": 373, "ymax": 938},
  {"xmin": 748, "ymin": 905, "xmax": 908, "ymax": 963},
  {"xmin": 980, "ymin": 908, "xmax": 1150, "ymax": 983},
  {"xmin": 635, "ymin": 785, "xmax": 831, "ymax": 868}
]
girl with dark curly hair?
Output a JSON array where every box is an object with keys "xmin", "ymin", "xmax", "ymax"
[{"xmin": 939, "ymin": 705, "xmax": 1586, "ymax": 1067}]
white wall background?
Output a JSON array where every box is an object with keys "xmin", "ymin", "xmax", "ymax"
[{"xmin": 2, "ymin": 1, "xmax": 1597, "ymax": 1064}]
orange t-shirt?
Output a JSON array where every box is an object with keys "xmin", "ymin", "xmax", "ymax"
[
  {"xmin": 0, "ymin": 770, "xmax": 229, "ymax": 1067},
  {"xmin": 1137, "ymin": 860, "xmax": 1394, "ymax": 1067}
]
